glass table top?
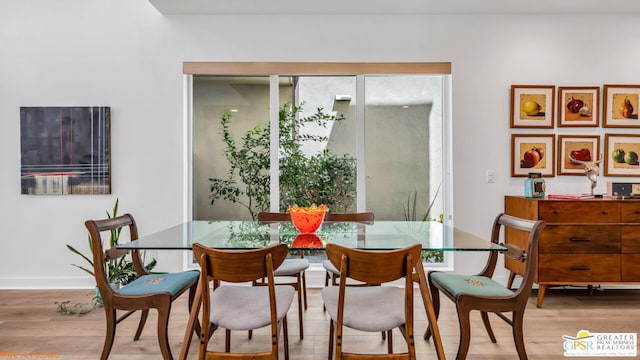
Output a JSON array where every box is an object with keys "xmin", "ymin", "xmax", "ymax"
[{"xmin": 117, "ymin": 220, "xmax": 504, "ymax": 252}]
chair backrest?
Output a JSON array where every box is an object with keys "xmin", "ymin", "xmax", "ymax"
[
  {"xmin": 481, "ymin": 213, "xmax": 546, "ymax": 298},
  {"xmin": 84, "ymin": 213, "xmax": 147, "ymax": 301},
  {"xmin": 192, "ymin": 242, "xmax": 289, "ymax": 283},
  {"xmin": 325, "ymin": 243, "xmax": 421, "ymax": 286},
  {"xmin": 324, "ymin": 211, "xmax": 375, "ymax": 224},
  {"xmin": 192, "ymin": 242, "xmax": 290, "ymax": 359},
  {"xmin": 257, "ymin": 211, "xmax": 375, "ymax": 225},
  {"xmin": 326, "ymin": 243, "xmax": 422, "ymax": 359},
  {"xmin": 256, "ymin": 211, "xmax": 290, "ymax": 224}
]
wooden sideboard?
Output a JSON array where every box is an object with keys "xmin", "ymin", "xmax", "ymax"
[{"xmin": 504, "ymin": 195, "xmax": 640, "ymax": 307}]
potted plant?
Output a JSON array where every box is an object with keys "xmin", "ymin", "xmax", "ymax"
[{"xmin": 66, "ymin": 199, "xmax": 156, "ymax": 301}]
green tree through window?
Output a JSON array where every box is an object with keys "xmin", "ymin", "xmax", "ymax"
[{"xmin": 209, "ymin": 103, "xmax": 356, "ymax": 219}]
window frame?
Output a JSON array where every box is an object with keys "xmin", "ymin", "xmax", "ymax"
[{"xmin": 183, "ymin": 62, "xmax": 453, "ymax": 270}]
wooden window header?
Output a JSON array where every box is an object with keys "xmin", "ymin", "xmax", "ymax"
[{"xmin": 183, "ymin": 62, "xmax": 451, "ymax": 75}]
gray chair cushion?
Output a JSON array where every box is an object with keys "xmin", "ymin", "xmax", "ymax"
[
  {"xmin": 274, "ymin": 258, "xmax": 309, "ymax": 276},
  {"xmin": 322, "ymin": 286, "xmax": 405, "ymax": 332},
  {"xmin": 322, "ymin": 259, "xmax": 339, "ymax": 275},
  {"xmin": 210, "ymin": 285, "xmax": 295, "ymax": 330}
]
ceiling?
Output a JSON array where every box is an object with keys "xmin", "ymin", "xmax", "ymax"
[{"xmin": 148, "ymin": 0, "xmax": 640, "ymax": 15}]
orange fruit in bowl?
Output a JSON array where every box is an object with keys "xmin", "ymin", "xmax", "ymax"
[{"xmin": 288, "ymin": 204, "xmax": 328, "ymax": 233}]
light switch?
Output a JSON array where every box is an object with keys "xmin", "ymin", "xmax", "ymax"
[{"xmin": 486, "ymin": 169, "xmax": 495, "ymax": 183}]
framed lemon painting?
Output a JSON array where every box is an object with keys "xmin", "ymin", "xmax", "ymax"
[{"xmin": 510, "ymin": 85, "xmax": 555, "ymax": 128}]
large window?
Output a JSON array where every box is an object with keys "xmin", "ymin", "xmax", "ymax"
[
  {"xmin": 186, "ymin": 62, "xmax": 451, "ymax": 230},
  {"xmin": 364, "ymin": 75, "xmax": 444, "ymax": 221}
]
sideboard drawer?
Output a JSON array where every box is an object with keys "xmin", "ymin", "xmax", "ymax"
[
  {"xmin": 539, "ymin": 202, "xmax": 620, "ymax": 223},
  {"xmin": 621, "ymin": 202, "xmax": 640, "ymax": 222},
  {"xmin": 621, "ymin": 226, "xmax": 640, "ymax": 253},
  {"xmin": 539, "ymin": 226, "xmax": 620, "ymax": 254},
  {"xmin": 622, "ymin": 254, "xmax": 640, "ymax": 281},
  {"xmin": 538, "ymin": 254, "xmax": 620, "ymax": 282}
]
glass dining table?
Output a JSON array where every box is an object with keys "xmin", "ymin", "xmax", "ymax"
[{"xmin": 118, "ymin": 220, "xmax": 505, "ymax": 360}]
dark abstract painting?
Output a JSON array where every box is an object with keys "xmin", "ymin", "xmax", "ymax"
[{"xmin": 20, "ymin": 106, "xmax": 111, "ymax": 194}]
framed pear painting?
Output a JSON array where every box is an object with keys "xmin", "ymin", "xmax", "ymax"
[
  {"xmin": 603, "ymin": 84, "xmax": 640, "ymax": 128},
  {"xmin": 510, "ymin": 85, "xmax": 555, "ymax": 128}
]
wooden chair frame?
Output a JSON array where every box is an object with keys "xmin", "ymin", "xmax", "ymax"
[
  {"xmin": 324, "ymin": 243, "xmax": 421, "ymax": 360},
  {"xmin": 424, "ymin": 213, "xmax": 546, "ymax": 360},
  {"xmin": 256, "ymin": 211, "xmax": 309, "ymax": 339},
  {"xmin": 192, "ymin": 243, "xmax": 291, "ymax": 360},
  {"xmin": 85, "ymin": 214, "xmax": 199, "ymax": 360},
  {"xmin": 321, "ymin": 212, "xmax": 375, "ymax": 287}
]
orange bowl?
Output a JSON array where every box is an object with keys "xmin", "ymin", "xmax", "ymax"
[
  {"xmin": 289, "ymin": 205, "xmax": 327, "ymax": 233},
  {"xmin": 291, "ymin": 234, "xmax": 323, "ymax": 249}
]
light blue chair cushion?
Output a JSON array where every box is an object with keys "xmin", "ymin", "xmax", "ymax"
[
  {"xmin": 117, "ymin": 271, "xmax": 199, "ymax": 297},
  {"xmin": 430, "ymin": 273, "xmax": 514, "ymax": 298}
]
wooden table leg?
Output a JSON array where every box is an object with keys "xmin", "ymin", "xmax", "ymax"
[
  {"xmin": 536, "ymin": 284, "xmax": 547, "ymax": 308},
  {"xmin": 179, "ymin": 278, "xmax": 202, "ymax": 360},
  {"xmin": 414, "ymin": 263, "xmax": 446, "ymax": 360}
]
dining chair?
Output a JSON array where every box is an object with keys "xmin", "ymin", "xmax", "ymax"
[
  {"xmin": 321, "ymin": 212, "xmax": 375, "ymax": 287},
  {"xmin": 322, "ymin": 243, "xmax": 422, "ymax": 360},
  {"xmin": 424, "ymin": 213, "xmax": 546, "ymax": 360},
  {"xmin": 85, "ymin": 214, "xmax": 199, "ymax": 360},
  {"xmin": 320, "ymin": 211, "xmax": 379, "ymax": 337},
  {"xmin": 256, "ymin": 211, "xmax": 309, "ymax": 340},
  {"xmin": 192, "ymin": 242, "xmax": 295, "ymax": 360}
]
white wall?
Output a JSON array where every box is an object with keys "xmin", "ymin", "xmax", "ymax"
[{"xmin": 2, "ymin": 0, "xmax": 639, "ymax": 288}]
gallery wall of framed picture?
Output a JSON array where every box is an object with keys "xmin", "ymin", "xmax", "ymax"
[{"xmin": 510, "ymin": 84, "xmax": 640, "ymax": 178}]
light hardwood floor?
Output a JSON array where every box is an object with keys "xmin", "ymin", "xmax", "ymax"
[{"xmin": 0, "ymin": 287, "xmax": 638, "ymax": 359}]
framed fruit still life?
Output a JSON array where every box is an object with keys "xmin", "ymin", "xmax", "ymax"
[
  {"xmin": 557, "ymin": 135, "xmax": 600, "ymax": 176},
  {"xmin": 558, "ymin": 86, "xmax": 599, "ymax": 127},
  {"xmin": 604, "ymin": 134, "xmax": 640, "ymax": 176},
  {"xmin": 510, "ymin": 85, "xmax": 555, "ymax": 128},
  {"xmin": 511, "ymin": 134, "xmax": 555, "ymax": 177},
  {"xmin": 603, "ymin": 85, "xmax": 640, "ymax": 128}
]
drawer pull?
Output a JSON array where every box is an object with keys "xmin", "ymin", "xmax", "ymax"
[
  {"xmin": 635, "ymin": 211, "xmax": 640, "ymax": 214},
  {"xmin": 570, "ymin": 238, "xmax": 591, "ymax": 242},
  {"xmin": 553, "ymin": 210, "xmax": 560, "ymax": 214},
  {"xmin": 601, "ymin": 211, "xmax": 609, "ymax": 215},
  {"xmin": 570, "ymin": 266, "xmax": 591, "ymax": 271}
]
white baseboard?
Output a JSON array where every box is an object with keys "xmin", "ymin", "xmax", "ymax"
[{"xmin": 0, "ymin": 276, "xmax": 95, "ymax": 289}]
